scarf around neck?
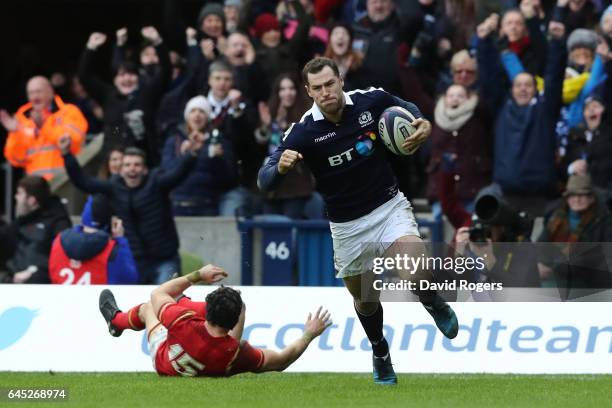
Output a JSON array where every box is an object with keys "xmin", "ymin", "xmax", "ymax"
[
  {"xmin": 434, "ymin": 94, "xmax": 479, "ymax": 132},
  {"xmin": 207, "ymin": 92, "xmax": 231, "ymax": 120}
]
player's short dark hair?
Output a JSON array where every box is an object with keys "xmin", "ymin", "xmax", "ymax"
[
  {"xmin": 18, "ymin": 176, "xmax": 50, "ymax": 207},
  {"xmin": 123, "ymin": 147, "xmax": 147, "ymax": 162},
  {"xmin": 302, "ymin": 57, "xmax": 340, "ymax": 86},
  {"xmin": 205, "ymin": 286, "xmax": 243, "ymax": 330},
  {"xmin": 114, "ymin": 61, "xmax": 139, "ymax": 77},
  {"xmin": 208, "ymin": 60, "xmax": 233, "ymax": 78}
]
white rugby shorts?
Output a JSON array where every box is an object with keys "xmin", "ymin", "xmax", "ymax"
[
  {"xmin": 148, "ymin": 326, "xmax": 168, "ymax": 370},
  {"xmin": 330, "ymin": 192, "xmax": 420, "ymax": 279}
]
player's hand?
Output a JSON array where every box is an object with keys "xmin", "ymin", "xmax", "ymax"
[
  {"xmin": 468, "ymin": 238, "xmax": 496, "ymax": 270},
  {"xmin": 200, "ymin": 38, "xmax": 216, "ymax": 60},
  {"xmin": 111, "ymin": 217, "xmax": 124, "ymax": 238},
  {"xmin": 87, "ymin": 32, "xmax": 107, "ymax": 50},
  {"xmin": 278, "ymin": 149, "xmax": 303, "ymax": 174},
  {"xmin": 570, "ymin": 159, "xmax": 588, "ymax": 175},
  {"xmin": 141, "ymin": 26, "xmax": 162, "ymax": 46},
  {"xmin": 548, "ymin": 21, "xmax": 565, "ymax": 40},
  {"xmin": 13, "ymin": 268, "xmax": 35, "ymax": 284},
  {"xmin": 303, "ymin": 306, "xmax": 332, "ymax": 342},
  {"xmin": 477, "ymin": 13, "xmax": 499, "ymax": 39},
  {"xmin": 402, "ymin": 118, "xmax": 431, "ymax": 154},
  {"xmin": 199, "ymin": 264, "xmax": 228, "ymax": 284},
  {"xmin": 0, "ymin": 110, "xmax": 18, "ymax": 132},
  {"xmin": 454, "ymin": 226, "xmax": 471, "ymax": 255},
  {"xmin": 58, "ymin": 134, "xmax": 72, "ymax": 155},
  {"xmin": 116, "ymin": 27, "xmax": 128, "ymax": 46},
  {"xmin": 258, "ymin": 101, "xmax": 272, "ymax": 127},
  {"xmin": 228, "ymin": 89, "xmax": 242, "ymax": 108}
]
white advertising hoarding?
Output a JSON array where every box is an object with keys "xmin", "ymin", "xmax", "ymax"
[{"xmin": 0, "ymin": 285, "xmax": 610, "ymax": 373}]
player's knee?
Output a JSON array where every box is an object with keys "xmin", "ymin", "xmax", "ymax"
[{"xmin": 354, "ymin": 300, "xmax": 379, "ymax": 315}]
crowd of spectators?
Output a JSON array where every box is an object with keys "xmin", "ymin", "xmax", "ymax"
[{"xmin": 2, "ymin": 0, "xmax": 612, "ymax": 286}]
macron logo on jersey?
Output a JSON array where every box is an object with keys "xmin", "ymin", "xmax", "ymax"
[{"xmin": 315, "ymin": 132, "xmax": 337, "ymax": 143}]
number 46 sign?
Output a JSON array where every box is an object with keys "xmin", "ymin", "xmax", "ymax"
[{"xmin": 261, "ymin": 228, "xmax": 294, "ymax": 285}]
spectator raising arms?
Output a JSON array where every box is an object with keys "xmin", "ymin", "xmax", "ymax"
[
  {"xmin": 2, "ymin": 76, "xmax": 87, "ymax": 180},
  {"xmin": 60, "ymin": 134, "xmax": 203, "ymax": 284},
  {"xmin": 78, "ymin": 28, "xmax": 171, "ymax": 165}
]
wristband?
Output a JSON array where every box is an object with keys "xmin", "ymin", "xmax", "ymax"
[
  {"xmin": 186, "ymin": 271, "xmax": 202, "ymax": 284},
  {"xmin": 302, "ymin": 332, "xmax": 314, "ymax": 344}
]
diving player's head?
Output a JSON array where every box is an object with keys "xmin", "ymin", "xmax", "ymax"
[
  {"xmin": 205, "ymin": 286, "xmax": 243, "ymax": 330},
  {"xmin": 302, "ymin": 57, "xmax": 345, "ymax": 117}
]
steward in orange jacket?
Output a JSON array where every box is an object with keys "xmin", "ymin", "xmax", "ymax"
[{"xmin": 2, "ymin": 76, "xmax": 87, "ymax": 180}]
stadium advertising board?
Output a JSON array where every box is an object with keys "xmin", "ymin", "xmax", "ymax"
[{"xmin": 0, "ymin": 285, "xmax": 610, "ymax": 373}]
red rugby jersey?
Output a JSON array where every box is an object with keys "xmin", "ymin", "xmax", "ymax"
[{"xmin": 154, "ymin": 303, "xmax": 264, "ymax": 377}]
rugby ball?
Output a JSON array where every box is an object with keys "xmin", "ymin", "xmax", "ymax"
[{"xmin": 378, "ymin": 106, "xmax": 418, "ymax": 155}]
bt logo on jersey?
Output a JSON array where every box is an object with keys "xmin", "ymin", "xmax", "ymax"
[{"xmin": 328, "ymin": 148, "xmax": 354, "ymax": 166}]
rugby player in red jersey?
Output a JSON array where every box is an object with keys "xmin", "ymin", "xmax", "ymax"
[{"xmin": 99, "ymin": 264, "xmax": 331, "ymax": 376}]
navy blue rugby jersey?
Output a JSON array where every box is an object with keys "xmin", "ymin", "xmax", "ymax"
[{"xmin": 258, "ymin": 87, "xmax": 422, "ymax": 222}]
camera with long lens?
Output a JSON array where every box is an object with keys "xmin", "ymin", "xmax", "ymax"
[{"xmin": 468, "ymin": 189, "xmax": 533, "ymax": 242}]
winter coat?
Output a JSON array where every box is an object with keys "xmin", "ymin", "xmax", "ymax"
[
  {"xmin": 161, "ymin": 125, "xmax": 238, "ymax": 203},
  {"xmin": 4, "ymin": 96, "xmax": 87, "ymax": 180},
  {"xmin": 78, "ymin": 43, "xmax": 171, "ymax": 164},
  {"xmin": 63, "ymin": 152, "xmax": 195, "ymax": 261},
  {"xmin": 478, "ymin": 34, "xmax": 566, "ymax": 194},
  {"xmin": 0, "ymin": 196, "xmax": 71, "ymax": 283},
  {"xmin": 50, "ymin": 226, "xmax": 138, "ymax": 284}
]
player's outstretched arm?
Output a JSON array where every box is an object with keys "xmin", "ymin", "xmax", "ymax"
[
  {"xmin": 150, "ymin": 264, "xmax": 228, "ymax": 316},
  {"xmin": 258, "ymin": 307, "xmax": 331, "ymax": 372},
  {"xmin": 229, "ymin": 302, "xmax": 246, "ymax": 340}
]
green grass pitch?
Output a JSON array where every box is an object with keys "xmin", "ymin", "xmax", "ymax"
[{"xmin": 1, "ymin": 372, "xmax": 611, "ymax": 408}]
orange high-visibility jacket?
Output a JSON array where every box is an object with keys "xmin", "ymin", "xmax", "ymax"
[{"xmin": 4, "ymin": 95, "xmax": 88, "ymax": 180}]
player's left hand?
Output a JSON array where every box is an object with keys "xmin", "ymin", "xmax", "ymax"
[
  {"xmin": 402, "ymin": 118, "xmax": 431, "ymax": 153},
  {"xmin": 303, "ymin": 306, "xmax": 332, "ymax": 342},
  {"xmin": 199, "ymin": 264, "xmax": 228, "ymax": 284}
]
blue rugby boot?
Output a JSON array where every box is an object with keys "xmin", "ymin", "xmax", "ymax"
[
  {"xmin": 424, "ymin": 294, "xmax": 459, "ymax": 339},
  {"xmin": 373, "ymin": 354, "xmax": 397, "ymax": 385}
]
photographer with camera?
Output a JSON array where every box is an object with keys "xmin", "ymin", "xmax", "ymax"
[
  {"xmin": 537, "ymin": 174, "xmax": 612, "ymax": 290},
  {"xmin": 454, "ymin": 184, "xmax": 541, "ymax": 288}
]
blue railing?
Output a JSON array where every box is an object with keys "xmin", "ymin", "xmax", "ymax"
[{"xmin": 237, "ymin": 216, "xmax": 443, "ymax": 286}]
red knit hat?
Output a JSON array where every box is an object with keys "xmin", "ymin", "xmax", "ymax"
[{"xmin": 253, "ymin": 13, "xmax": 280, "ymax": 38}]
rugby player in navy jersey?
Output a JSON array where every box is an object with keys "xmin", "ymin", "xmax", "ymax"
[{"xmin": 258, "ymin": 57, "xmax": 458, "ymax": 384}]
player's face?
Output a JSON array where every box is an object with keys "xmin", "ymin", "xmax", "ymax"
[
  {"xmin": 187, "ymin": 108, "xmax": 209, "ymax": 131},
  {"xmin": 512, "ymin": 73, "xmax": 536, "ymax": 106},
  {"xmin": 26, "ymin": 77, "xmax": 54, "ymax": 111},
  {"xmin": 445, "ymin": 85, "xmax": 468, "ymax": 109},
  {"xmin": 583, "ymin": 100, "xmax": 604, "ymax": 128},
  {"xmin": 14, "ymin": 187, "xmax": 36, "ymax": 217},
  {"xmin": 209, "ymin": 70, "xmax": 233, "ymax": 99},
  {"xmin": 330, "ymin": 26, "xmax": 351, "ymax": 56},
  {"xmin": 570, "ymin": 48, "xmax": 594, "ymax": 69},
  {"xmin": 452, "ymin": 60, "xmax": 477, "ymax": 88},
  {"xmin": 501, "ymin": 11, "xmax": 526, "ymax": 42},
  {"xmin": 306, "ymin": 66, "xmax": 344, "ymax": 115},
  {"xmin": 120, "ymin": 155, "xmax": 147, "ymax": 188},
  {"xmin": 279, "ymin": 78, "xmax": 297, "ymax": 109},
  {"xmin": 108, "ymin": 150, "xmax": 124, "ymax": 175},
  {"xmin": 140, "ymin": 46, "xmax": 159, "ymax": 66},
  {"xmin": 201, "ymin": 15, "xmax": 224, "ymax": 38},
  {"xmin": 114, "ymin": 69, "xmax": 139, "ymax": 96},
  {"xmin": 567, "ymin": 193, "xmax": 594, "ymax": 212},
  {"xmin": 367, "ymin": 0, "xmax": 394, "ymax": 23}
]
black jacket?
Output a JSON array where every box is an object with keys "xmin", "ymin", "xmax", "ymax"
[
  {"xmin": 78, "ymin": 44, "xmax": 171, "ymax": 164},
  {"xmin": 0, "ymin": 196, "xmax": 71, "ymax": 283},
  {"xmin": 63, "ymin": 152, "xmax": 195, "ymax": 260}
]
